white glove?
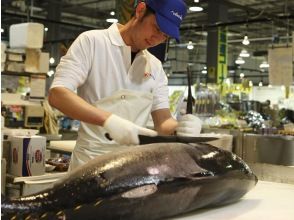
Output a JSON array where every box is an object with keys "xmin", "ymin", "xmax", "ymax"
[
  {"xmin": 176, "ymin": 114, "xmax": 202, "ymax": 137},
  {"xmin": 103, "ymin": 114, "xmax": 157, "ymax": 145}
]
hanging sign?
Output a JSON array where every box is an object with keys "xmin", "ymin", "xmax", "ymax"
[{"xmin": 268, "ymin": 46, "xmax": 293, "ymax": 86}]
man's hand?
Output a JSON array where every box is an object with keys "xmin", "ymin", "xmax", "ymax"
[
  {"xmin": 176, "ymin": 114, "xmax": 202, "ymax": 137},
  {"xmin": 103, "ymin": 114, "xmax": 157, "ymax": 145}
]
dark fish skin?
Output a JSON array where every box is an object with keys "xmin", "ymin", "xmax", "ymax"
[{"xmin": 1, "ymin": 143, "xmax": 258, "ymax": 220}]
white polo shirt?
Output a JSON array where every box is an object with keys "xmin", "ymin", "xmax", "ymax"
[{"xmin": 50, "ymin": 23, "xmax": 169, "ymax": 112}]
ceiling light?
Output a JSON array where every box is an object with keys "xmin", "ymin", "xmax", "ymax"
[
  {"xmin": 44, "ymin": 27, "xmax": 48, "ymax": 32},
  {"xmin": 1, "ymin": 28, "xmax": 4, "ymax": 33},
  {"xmin": 259, "ymin": 61, "xmax": 269, "ymax": 69},
  {"xmin": 110, "ymin": 11, "xmax": 115, "ymax": 16},
  {"xmin": 235, "ymin": 57, "xmax": 245, "ymax": 65},
  {"xmin": 258, "ymin": 81, "xmax": 263, "ymax": 87},
  {"xmin": 187, "ymin": 41, "xmax": 194, "ymax": 50},
  {"xmin": 194, "ymin": 0, "xmax": 200, "ymax": 2},
  {"xmin": 249, "ymin": 81, "xmax": 253, "ymax": 87},
  {"xmin": 106, "ymin": 18, "xmax": 118, "ymax": 23},
  {"xmin": 268, "ymin": 84, "xmax": 272, "ymax": 88},
  {"xmin": 189, "ymin": 6, "xmax": 203, "ymax": 12},
  {"xmin": 49, "ymin": 57, "xmax": 55, "ymax": 64},
  {"xmin": 225, "ymin": 78, "xmax": 231, "ymax": 85},
  {"xmin": 242, "ymin": 35, "xmax": 250, "ymax": 45},
  {"xmin": 240, "ymin": 73, "xmax": 245, "ymax": 78},
  {"xmin": 201, "ymin": 70, "xmax": 207, "ymax": 74},
  {"xmin": 239, "ymin": 49, "xmax": 250, "ymax": 57},
  {"xmin": 47, "ymin": 70, "xmax": 55, "ymax": 77}
]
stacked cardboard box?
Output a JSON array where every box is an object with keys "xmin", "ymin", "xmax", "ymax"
[
  {"xmin": 6, "ymin": 22, "xmax": 49, "ymax": 100},
  {"xmin": 1, "ymin": 42, "xmax": 7, "ymax": 71},
  {"xmin": 5, "ymin": 48, "xmax": 25, "ymax": 72}
]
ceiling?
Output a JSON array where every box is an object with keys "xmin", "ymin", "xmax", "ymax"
[{"xmin": 1, "ymin": 0, "xmax": 294, "ymax": 85}]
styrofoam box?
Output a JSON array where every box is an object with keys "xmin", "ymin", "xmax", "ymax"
[
  {"xmin": 9, "ymin": 23, "xmax": 44, "ymax": 49},
  {"xmin": 9, "ymin": 135, "xmax": 46, "ymax": 177}
]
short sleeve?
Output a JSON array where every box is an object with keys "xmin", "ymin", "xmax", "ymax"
[
  {"xmin": 151, "ymin": 64, "xmax": 170, "ymax": 111},
  {"xmin": 50, "ymin": 32, "xmax": 93, "ymax": 91}
]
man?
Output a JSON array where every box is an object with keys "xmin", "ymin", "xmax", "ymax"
[{"xmin": 48, "ymin": 0, "xmax": 202, "ymax": 171}]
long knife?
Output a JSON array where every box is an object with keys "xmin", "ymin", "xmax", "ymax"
[{"xmin": 138, "ymin": 135, "xmax": 218, "ymax": 145}]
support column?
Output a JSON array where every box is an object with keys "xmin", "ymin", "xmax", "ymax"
[
  {"xmin": 206, "ymin": 1, "xmax": 228, "ymax": 84},
  {"xmin": 46, "ymin": 2, "xmax": 61, "ymax": 62}
]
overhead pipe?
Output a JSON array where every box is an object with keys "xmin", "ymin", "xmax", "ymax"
[
  {"xmin": 200, "ymin": 0, "xmax": 294, "ymax": 28},
  {"xmin": 2, "ymin": 11, "xmax": 101, "ymax": 30},
  {"xmin": 181, "ymin": 14, "xmax": 294, "ymax": 32}
]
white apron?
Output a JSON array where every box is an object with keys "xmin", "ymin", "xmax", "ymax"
[{"xmin": 69, "ymin": 89, "xmax": 153, "ymax": 171}]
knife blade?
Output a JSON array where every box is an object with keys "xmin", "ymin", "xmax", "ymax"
[{"xmin": 138, "ymin": 135, "xmax": 218, "ymax": 145}]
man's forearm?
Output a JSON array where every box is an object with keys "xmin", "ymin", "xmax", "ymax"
[
  {"xmin": 156, "ymin": 117, "xmax": 178, "ymax": 135},
  {"xmin": 151, "ymin": 109, "xmax": 178, "ymax": 135},
  {"xmin": 48, "ymin": 87, "xmax": 111, "ymax": 126}
]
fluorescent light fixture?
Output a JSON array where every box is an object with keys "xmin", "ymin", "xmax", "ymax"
[
  {"xmin": 239, "ymin": 49, "xmax": 250, "ymax": 57},
  {"xmin": 242, "ymin": 35, "xmax": 250, "ymax": 45},
  {"xmin": 106, "ymin": 18, "xmax": 118, "ymax": 23},
  {"xmin": 201, "ymin": 70, "xmax": 207, "ymax": 74},
  {"xmin": 235, "ymin": 57, "xmax": 245, "ymax": 65},
  {"xmin": 229, "ymin": 70, "xmax": 235, "ymax": 74},
  {"xmin": 189, "ymin": 6, "xmax": 203, "ymax": 12},
  {"xmin": 30, "ymin": 6, "xmax": 43, "ymax": 12},
  {"xmin": 194, "ymin": 0, "xmax": 200, "ymax": 2},
  {"xmin": 49, "ymin": 57, "xmax": 55, "ymax": 64},
  {"xmin": 187, "ymin": 41, "xmax": 194, "ymax": 50},
  {"xmin": 259, "ymin": 61, "xmax": 269, "ymax": 69}
]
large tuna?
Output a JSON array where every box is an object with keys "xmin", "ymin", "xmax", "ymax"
[{"xmin": 1, "ymin": 143, "xmax": 257, "ymax": 220}]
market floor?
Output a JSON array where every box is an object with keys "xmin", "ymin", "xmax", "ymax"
[{"xmin": 171, "ymin": 181, "xmax": 294, "ymax": 220}]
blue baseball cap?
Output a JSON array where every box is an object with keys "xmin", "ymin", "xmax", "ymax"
[{"xmin": 145, "ymin": 0, "xmax": 187, "ymax": 42}]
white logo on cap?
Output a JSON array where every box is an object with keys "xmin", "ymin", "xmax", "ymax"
[{"xmin": 171, "ymin": 11, "xmax": 183, "ymax": 20}]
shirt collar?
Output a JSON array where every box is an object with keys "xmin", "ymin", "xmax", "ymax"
[
  {"xmin": 107, "ymin": 23, "xmax": 149, "ymax": 57},
  {"xmin": 108, "ymin": 23, "xmax": 127, "ymax": 47}
]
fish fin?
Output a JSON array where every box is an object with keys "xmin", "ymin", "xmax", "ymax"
[
  {"xmin": 190, "ymin": 171, "xmax": 214, "ymax": 178},
  {"xmin": 55, "ymin": 210, "xmax": 66, "ymax": 220},
  {"xmin": 40, "ymin": 212, "xmax": 49, "ymax": 219},
  {"xmin": 121, "ymin": 184, "xmax": 158, "ymax": 198},
  {"xmin": 171, "ymin": 171, "xmax": 214, "ymax": 182}
]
